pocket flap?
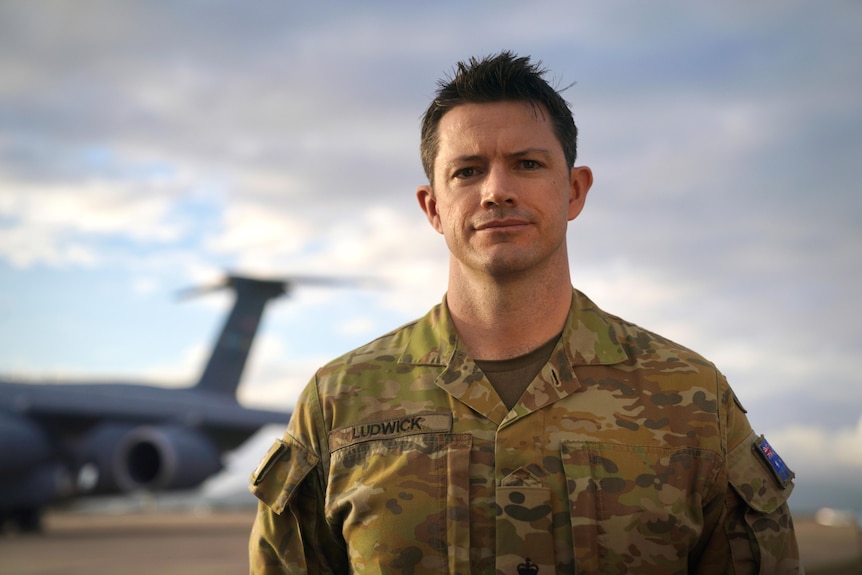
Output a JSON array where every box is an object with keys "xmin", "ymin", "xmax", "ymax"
[
  {"xmin": 727, "ymin": 431, "xmax": 794, "ymax": 514},
  {"xmin": 249, "ymin": 435, "xmax": 319, "ymax": 514}
]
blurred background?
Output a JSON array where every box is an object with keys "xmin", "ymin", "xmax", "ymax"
[{"xmin": 0, "ymin": 0, "xmax": 860, "ymax": 572}]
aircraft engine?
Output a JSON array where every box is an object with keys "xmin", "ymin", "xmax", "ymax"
[{"xmin": 78, "ymin": 423, "xmax": 223, "ymax": 494}]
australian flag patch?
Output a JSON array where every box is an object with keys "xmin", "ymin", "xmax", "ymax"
[{"xmin": 754, "ymin": 435, "xmax": 795, "ymax": 488}]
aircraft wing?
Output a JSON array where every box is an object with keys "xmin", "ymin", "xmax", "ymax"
[{"xmin": 1, "ymin": 380, "xmax": 291, "ymax": 442}]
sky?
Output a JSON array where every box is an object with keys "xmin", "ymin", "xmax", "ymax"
[{"xmin": 0, "ymin": 1, "xmax": 860, "ymax": 513}]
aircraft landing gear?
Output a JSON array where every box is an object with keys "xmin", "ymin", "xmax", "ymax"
[{"xmin": 0, "ymin": 507, "xmax": 44, "ymax": 534}]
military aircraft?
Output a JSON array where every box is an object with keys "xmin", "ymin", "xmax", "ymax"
[{"xmin": 0, "ymin": 274, "xmax": 322, "ymax": 532}]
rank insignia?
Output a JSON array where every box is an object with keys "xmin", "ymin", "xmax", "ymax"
[
  {"xmin": 754, "ymin": 435, "xmax": 795, "ymax": 488},
  {"xmin": 518, "ymin": 559, "xmax": 539, "ymax": 575}
]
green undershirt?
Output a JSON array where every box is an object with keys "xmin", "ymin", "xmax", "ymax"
[{"xmin": 474, "ymin": 333, "xmax": 561, "ymax": 411}]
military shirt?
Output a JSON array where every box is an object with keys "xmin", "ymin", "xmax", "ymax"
[{"xmin": 249, "ymin": 290, "xmax": 801, "ymax": 574}]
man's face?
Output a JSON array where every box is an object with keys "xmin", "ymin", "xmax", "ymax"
[{"xmin": 417, "ymin": 100, "xmax": 591, "ymax": 279}]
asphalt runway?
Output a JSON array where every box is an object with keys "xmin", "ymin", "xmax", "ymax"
[
  {"xmin": 1, "ymin": 510, "xmax": 859, "ymax": 575},
  {"xmin": 0, "ymin": 510, "xmax": 255, "ymax": 575}
]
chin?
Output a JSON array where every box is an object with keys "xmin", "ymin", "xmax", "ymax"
[{"xmin": 480, "ymin": 257, "xmax": 538, "ymax": 277}]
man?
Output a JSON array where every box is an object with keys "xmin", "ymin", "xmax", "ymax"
[{"xmin": 249, "ymin": 51, "xmax": 801, "ymax": 574}]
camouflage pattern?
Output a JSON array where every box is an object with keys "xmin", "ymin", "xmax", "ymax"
[{"xmin": 249, "ymin": 289, "xmax": 801, "ymax": 574}]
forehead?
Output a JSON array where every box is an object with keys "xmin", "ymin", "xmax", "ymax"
[{"xmin": 434, "ymin": 100, "xmax": 562, "ymax": 162}]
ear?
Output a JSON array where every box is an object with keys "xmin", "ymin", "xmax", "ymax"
[
  {"xmin": 416, "ymin": 185, "xmax": 444, "ymax": 234},
  {"xmin": 567, "ymin": 166, "xmax": 593, "ymax": 221}
]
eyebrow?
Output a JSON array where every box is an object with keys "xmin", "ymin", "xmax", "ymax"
[
  {"xmin": 509, "ymin": 148, "xmax": 553, "ymax": 158},
  {"xmin": 444, "ymin": 148, "xmax": 554, "ymax": 166}
]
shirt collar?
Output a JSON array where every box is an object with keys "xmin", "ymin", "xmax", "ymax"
[{"xmin": 399, "ymin": 289, "xmax": 630, "ymax": 369}]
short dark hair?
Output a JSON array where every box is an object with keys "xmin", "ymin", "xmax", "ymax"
[{"xmin": 420, "ymin": 51, "xmax": 578, "ymax": 183}]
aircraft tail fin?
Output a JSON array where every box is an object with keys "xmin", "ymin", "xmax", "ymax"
[
  {"xmin": 186, "ymin": 272, "xmax": 377, "ymax": 398},
  {"xmin": 192, "ymin": 276, "xmax": 286, "ymax": 397}
]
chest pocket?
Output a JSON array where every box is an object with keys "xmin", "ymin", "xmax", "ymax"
[
  {"xmin": 561, "ymin": 441, "xmax": 721, "ymax": 574},
  {"xmin": 327, "ymin": 432, "xmax": 471, "ymax": 574}
]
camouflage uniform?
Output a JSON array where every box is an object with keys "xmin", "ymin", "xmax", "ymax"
[{"xmin": 249, "ymin": 290, "xmax": 801, "ymax": 574}]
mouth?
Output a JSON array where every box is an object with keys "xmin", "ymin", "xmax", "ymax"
[{"xmin": 474, "ymin": 218, "xmax": 530, "ymax": 231}]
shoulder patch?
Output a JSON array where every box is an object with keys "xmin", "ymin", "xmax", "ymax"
[
  {"xmin": 329, "ymin": 411, "xmax": 452, "ymax": 451},
  {"xmin": 754, "ymin": 435, "xmax": 795, "ymax": 489}
]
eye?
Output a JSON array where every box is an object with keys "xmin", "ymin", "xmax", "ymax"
[
  {"xmin": 520, "ymin": 159, "xmax": 542, "ymax": 170},
  {"xmin": 453, "ymin": 167, "xmax": 478, "ymax": 179}
]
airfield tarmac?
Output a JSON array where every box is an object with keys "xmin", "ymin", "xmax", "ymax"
[{"xmin": 0, "ymin": 510, "xmax": 859, "ymax": 575}]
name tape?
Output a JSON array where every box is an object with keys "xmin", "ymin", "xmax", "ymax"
[{"xmin": 330, "ymin": 412, "xmax": 452, "ymax": 451}]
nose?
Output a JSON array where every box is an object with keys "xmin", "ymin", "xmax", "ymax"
[{"xmin": 480, "ymin": 165, "xmax": 518, "ymax": 208}]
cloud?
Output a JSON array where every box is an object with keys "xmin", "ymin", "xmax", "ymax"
[
  {"xmin": 205, "ymin": 202, "xmax": 315, "ymax": 263},
  {"xmin": 0, "ymin": 167, "xmax": 192, "ymax": 268},
  {"xmin": 769, "ymin": 416, "xmax": 862, "ymax": 478}
]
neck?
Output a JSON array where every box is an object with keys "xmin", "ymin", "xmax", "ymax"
[{"xmin": 446, "ymin": 259, "xmax": 573, "ymax": 360}]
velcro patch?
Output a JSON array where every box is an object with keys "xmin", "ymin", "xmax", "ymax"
[
  {"xmin": 754, "ymin": 435, "xmax": 795, "ymax": 489},
  {"xmin": 329, "ymin": 411, "xmax": 452, "ymax": 451},
  {"xmin": 252, "ymin": 440, "xmax": 287, "ymax": 486}
]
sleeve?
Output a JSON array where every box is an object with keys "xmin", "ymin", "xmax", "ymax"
[
  {"xmin": 690, "ymin": 375, "xmax": 803, "ymax": 575},
  {"xmin": 723, "ymin": 427, "xmax": 802, "ymax": 574},
  {"xmin": 710, "ymin": 380, "xmax": 803, "ymax": 574},
  {"xmin": 248, "ymin": 379, "xmax": 348, "ymax": 574}
]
